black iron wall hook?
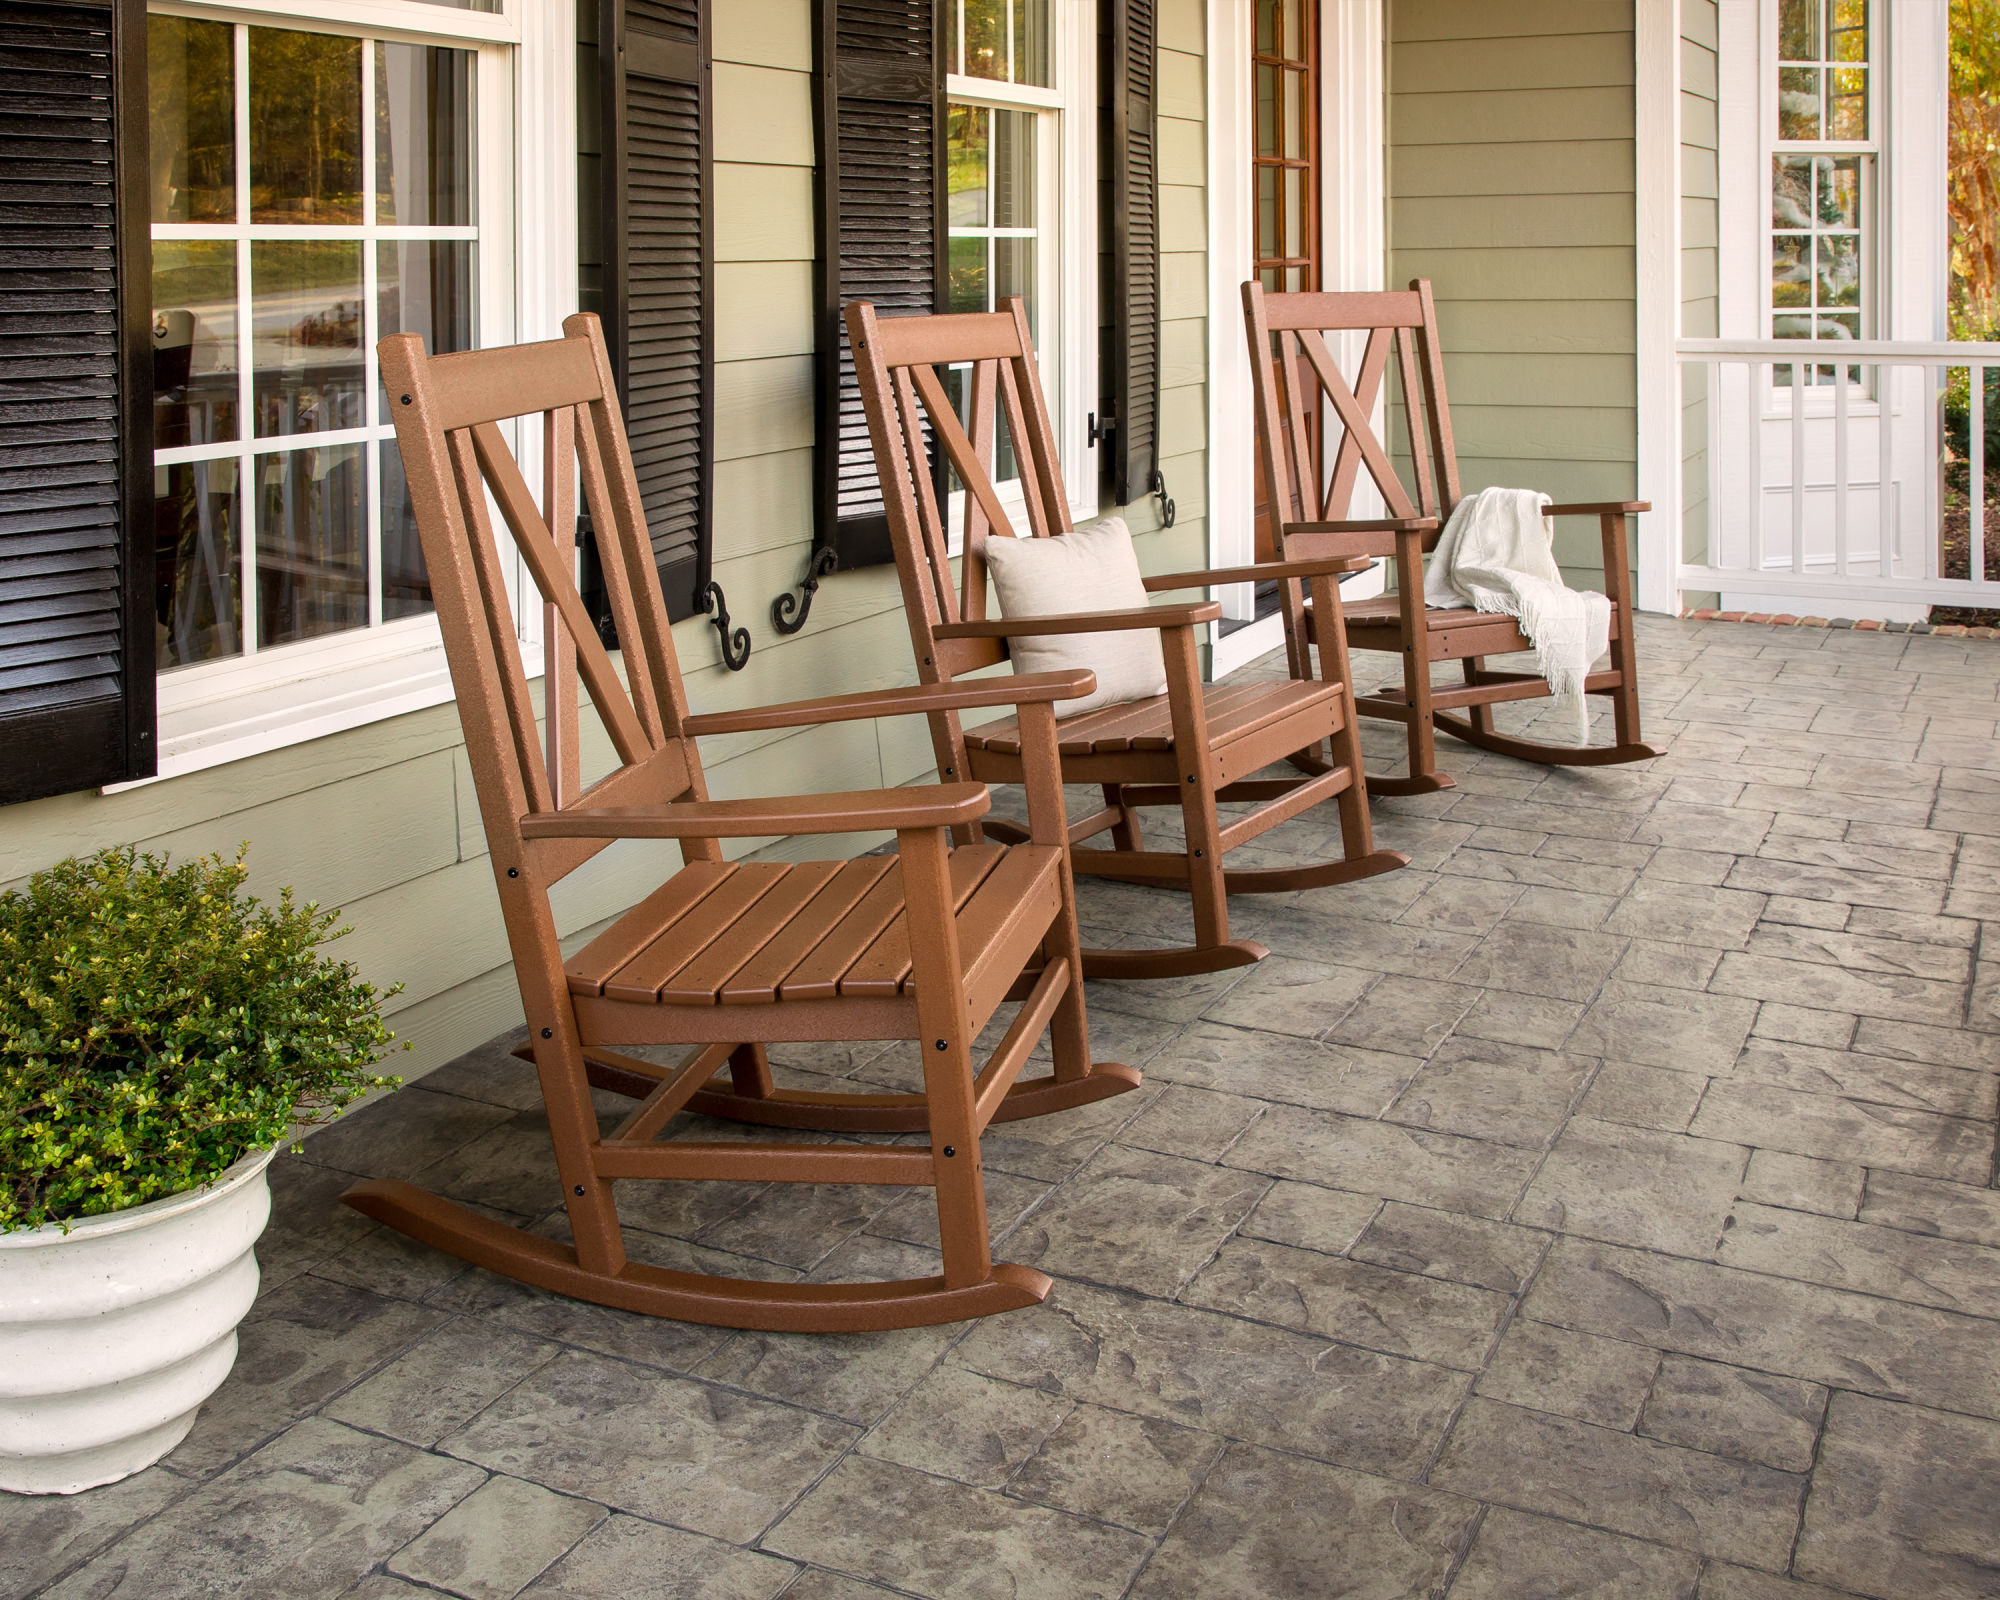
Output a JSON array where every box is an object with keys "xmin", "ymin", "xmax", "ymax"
[
  {"xmin": 771, "ymin": 545, "xmax": 838, "ymax": 635},
  {"xmin": 1151, "ymin": 469, "xmax": 1176, "ymax": 528},
  {"xmin": 698, "ymin": 581, "xmax": 752, "ymax": 671}
]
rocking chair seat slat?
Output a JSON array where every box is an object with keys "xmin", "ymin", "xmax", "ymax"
[
  {"xmin": 556, "ymin": 845, "xmax": 1048, "ymax": 1009},
  {"xmin": 840, "ymin": 844, "xmax": 1008, "ymax": 997},
  {"xmin": 1333, "ymin": 596, "xmax": 1627, "ymax": 638},
  {"xmin": 965, "ymin": 679, "xmax": 1344, "ymax": 761}
]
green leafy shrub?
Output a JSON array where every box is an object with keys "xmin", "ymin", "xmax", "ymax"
[{"xmin": 1, "ymin": 846, "xmax": 403, "ymax": 1232}]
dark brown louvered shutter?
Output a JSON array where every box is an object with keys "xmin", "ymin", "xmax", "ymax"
[
  {"xmin": 0, "ymin": 0, "xmax": 151, "ymax": 804},
  {"xmin": 1105, "ymin": 0, "xmax": 1159, "ymax": 506},
  {"xmin": 811, "ymin": 0, "xmax": 943, "ymax": 571},
  {"xmin": 598, "ymin": 0, "xmax": 709, "ymax": 623}
]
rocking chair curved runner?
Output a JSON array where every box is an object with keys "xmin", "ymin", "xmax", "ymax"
[
  {"xmin": 1243, "ymin": 279, "xmax": 1660, "ymax": 796},
  {"xmin": 846, "ymin": 297, "xmax": 1406, "ymax": 982},
  {"xmin": 350, "ymin": 316, "xmax": 1140, "ymax": 1333}
]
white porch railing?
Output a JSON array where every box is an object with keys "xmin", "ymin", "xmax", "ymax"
[{"xmin": 1676, "ymin": 337, "xmax": 2000, "ymax": 612}]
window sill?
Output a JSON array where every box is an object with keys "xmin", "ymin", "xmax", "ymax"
[{"xmin": 104, "ymin": 622, "xmax": 534, "ymax": 791}]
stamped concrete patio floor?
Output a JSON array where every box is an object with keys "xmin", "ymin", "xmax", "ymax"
[{"xmin": 12, "ymin": 614, "xmax": 2000, "ymax": 1600}]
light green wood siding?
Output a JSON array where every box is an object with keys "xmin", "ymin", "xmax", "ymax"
[
  {"xmin": 0, "ymin": 0, "xmax": 1212, "ymax": 1085},
  {"xmin": 1388, "ymin": 0, "xmax": 1639, "ymax": 586}
]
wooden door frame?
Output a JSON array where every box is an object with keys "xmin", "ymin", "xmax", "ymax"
[{"xmin": 1207, "ymin": 0, "xmax": 1386, "ymax": 678}]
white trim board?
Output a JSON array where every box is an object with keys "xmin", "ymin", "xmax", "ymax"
[{"xmin": 1634, "ymin": 0, "xmax": 1681, "ymax": 614}]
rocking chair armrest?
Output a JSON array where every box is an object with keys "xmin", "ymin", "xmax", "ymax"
[
  {"xmin": 1287, "ymin": 516, "xmax": 1442, "ymax": 534},
  {"xmin": 932, "ymin": 601, "xmax": 1221, "ymax": 639},
  {"xmin": 1141, "ymin": 556, "xmax": 1373, "ymax": 591},
  {"xmin": 518, "ymin": 784, "xmax": 992, "ymax": 841},
  {"xmin": 682, "ymin": 671, "xmax": 1096, "ymax": 737},
  {"xmin": 1543, "ymin": 501, "xmax": 1650, "ymax": 517}
]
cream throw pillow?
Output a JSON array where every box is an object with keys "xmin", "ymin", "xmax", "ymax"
[{"xmin": 982, "ymin": 516, "xmax": 1168, "ymax": 719}]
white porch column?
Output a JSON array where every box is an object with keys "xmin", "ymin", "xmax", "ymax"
[{"xmin": 1635, "ymin": 0, "xmax": 1684, "ymax": 614}]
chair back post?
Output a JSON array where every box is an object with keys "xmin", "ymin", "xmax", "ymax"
[{"xmin": 1411, "ymin": 279, "xmax": 1463, "ymax": 517}]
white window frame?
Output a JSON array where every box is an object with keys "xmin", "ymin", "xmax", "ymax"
[
  {"xmin": 121, "ymin": 0, "xmax": 577, "ymax": 788},
  {"xmin": 1759, "ymin": 0, "xmax": 1882, "ymax": 404},
  {"xmin": 939, "ymin": 1, "xmax": 1096, "ymax": 550}
]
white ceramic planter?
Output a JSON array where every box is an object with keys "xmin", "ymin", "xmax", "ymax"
[{"xmin": 0, "ymin": 1145, "xmax": 275, "ymax": 1495}]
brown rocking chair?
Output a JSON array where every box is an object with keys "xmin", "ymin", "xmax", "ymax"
[
  {"xmin": 351, "ymin": 315, "xmax": 1139, "ymax": 1333},
  {"xmin": 1243, "ymin": 279, "xmax": 1660, "ymax": 795},
  {"xmin": 846, "ymin": 297, "xmax": 1406, "ymax": 982}
]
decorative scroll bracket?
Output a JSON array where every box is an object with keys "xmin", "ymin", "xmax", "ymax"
[
  {"xmin": 771, "ymin": 545, "xmax": 839, "ymax": 635},
  {"xmin": 1151, "ymin": 469, "xmax": 1176, "ymax": 529},
  {"xmin": 698, "ymin": 581, "xmax": 752, "ymax": 671}
]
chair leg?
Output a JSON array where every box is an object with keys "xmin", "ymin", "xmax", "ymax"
[
  {"xmin": 899, "ymin": 824, "xmax": 995, "ymax": 1293},
  {"xmin": 1102, "ymin": 783, "xmax": 1143, "ymax": 851},
  {"xmin": 529, "ymin": 1019, "xmax": 628, "ymax": 1278},
  {"xmin": 727, "ymin": 1042, "xmax": 775, "ymax": 1099},
  {"xmin": 1411, "ymin": 651, "xmax": 1441, "ymax": 780},
  {"xmin": 1461, "ymin": 656, "xmax": 1493, "ymax": 735}
]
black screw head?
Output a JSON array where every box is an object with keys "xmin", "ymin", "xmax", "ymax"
[
  {"xmin": 1193, "ymin": 848, "xmax": 1205, "ymax": 858},
  {"xmin": 573, "ymin": 1185, "xmax": 585, "ymax": 1196},
  {"xmin": 507, "ymin": 867, "xmax": 519, "ymax": 877},
  {"xmin": 541, "ymin": 1028, "xmax": 553, "ymax": 1039},
  {"xmin": 942, "ymin": 1146, "xmax": 956, "ymax": 1158},
  {"xmin": 934, "ymin": 1039, "xmax": 948, "ymax": 1051},
  {"xmin": 400, "ymin": 394, "xmax": 412, "ymax": 405}
]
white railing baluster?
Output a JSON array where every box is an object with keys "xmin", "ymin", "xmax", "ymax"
[
  {"xmin": 1747, "ymin": 361, "xmax": 1763, "ymax": 582},
  {"xmin": 1790, "ymin": 362, "xmax": 1807, "ymax": 575},
  {"xmin": 1878, "ymin": 362, "xmax": 1895, "ymax": 576},
  {"xmin": 1833, "ymin": 365, "xmax": 1849, "ymax": 576},
  {"xmin": 1973, "ymin": 359, "xmax": 1988, "ymax": 593}
]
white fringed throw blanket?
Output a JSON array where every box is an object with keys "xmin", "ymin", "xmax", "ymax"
[{"xmin": 1422, "ymin": 487, "xmax": 1610, "ymax": 744}]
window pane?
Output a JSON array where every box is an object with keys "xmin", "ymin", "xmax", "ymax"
[
  {"xmin": 377, "ymin": 442, "xmax": 432, "ymax": 620},
  {"xmin": 1286, "ymin": 66, "xmax": 1307, "ymax": 160},
  {"xmin": 1816, "ymin": 233, "xmax": 1860, "ymax": 307},
  {"xmin": 152, "ymin": 242, "xmax": 238, "ymax": 449},
  {"xmin": 1255, "ymin": 0, "xmax": 1276, "ymax": 54},
  {"xmin": 1283, "ymin": 166, "xmax": 1307, "ymax": 259},
  {"xmin": 1773, "ymin": 235, "xmax": 1812, "ymax": 307},
  {"xmin": 948, "ymin": 235, "xmax": 987, "ymax": 313},
  {"xmin": 1818, "ymin": 312, "xmax": 1860, "ymax": 340},
  {"xmin": 1828, "ymin": 66, "xmax": 1867, "ymax": 138},
  {"xmin": 1778, "ymin": 66, "xmax": 1821, "ymax": 140},
  {"xmin": 963, "ymin": 0, "xmax": 1003, "ymax": 81},
  {"xmin": 378, "ymin": 240, "xmax": 473, "ymax": 355},
  {"xmin": 994, "ymin": 235, "xmax": 1034, "ymax": 308},
  {"xmin": 248, "ymin": 28, "xmax": 363, "ymax": 223},
  {"xmin": 256, "ymin": 443, "xmax": 367, "ymax": 648},
  {"xmin": 1257, "ymin": 164, "xmax": 1279, "ymax": 262},
  {"xmin": 947, "ymin": 104, "xmax": 988, "ymax": 227},
  {"xmin": 1011, "ymin": 0, "xmax": 1050, "ymax": 89},
  {"xmin": 1778, "ymin": 0, "xmax": 1817, "ymax": 59},
  {"xmin": 1830, "ymin": 0, "xmax": 1868, "ymax": 60},
  {"xmin": 1255, "ymin": 63, "xmax": 1277, "ymax": 158},
  {"xmin": 155, "ymin": 459, "xmax": 242, "ymax": 667},
  {"xmin": 992, "ymin": 109, "xmax": 1034, "ymax": 228},
  {"xmin": 1817, "ymin": 156, "xmax": 1861, "ymax": 226},
  {"xmin": 1772, "ymin": 156, "xmax": 1813, "ymax": 228},
  {"xmin": 375, "ymin": 43, "xmax": 475, "ymax": 226},
  {"xmin": 148, "ymin": 16, "xmax": 234, "ymax": 223},
  {"xmin": 251, "ymin": 241, "xmax": 364, "ymax": 438},
  {"xmin": 1773, "ymin": 313, "xmax": 1816, "ymax": 340}
]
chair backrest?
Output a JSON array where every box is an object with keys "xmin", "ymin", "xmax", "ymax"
[
  {"xmin": 379, "ymin": 314, "xmax": 716, "ymax": 911},
  {"xmin": 1243, "ymin": 279, "xmax": 1463, "ymax": 552},
  {"xmin": 843, "ymin": 297, "xmax": 1072, "ymax": 684}
]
